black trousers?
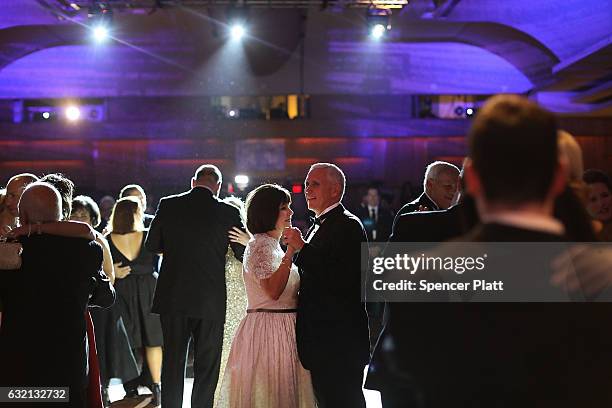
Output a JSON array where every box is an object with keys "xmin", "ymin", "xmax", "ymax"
[
  {"xmin": 160, "ymin": 315, "xmax": 224, "ymax": 408},
  {"xmin": 310, "ymin": 363, "xmax": 366, "ymax": 408}
]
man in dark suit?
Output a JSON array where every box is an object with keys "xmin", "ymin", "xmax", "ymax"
[
  {"xmin": 395, "ymin": 161, "xmax": 460, "ymax": 220},
  {"xmin": 145, "ymin": 164, "xmax": 245, "ymax": 408},
  {"xmin": 0, "ymin": 182, "xmax": 114, "ymax": 408},
  {"xmin": 284, "ymin": 163, "xmax": 370, "ymax": 407},
  {"xmin": 356, "ymin": 186, "xmax": 394, "ymax": 243},
  {"xmin": 379, "ymin": 95, "xmax": 612, "ymax": 407}
]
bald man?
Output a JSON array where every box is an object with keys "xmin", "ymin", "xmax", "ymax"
[
  {"xmin": 1, "ymin": 173, "xmax": 38, "ymax": 233},
  {"xmin": 0, "ymin": 182, "xmax": 115, "ymax": 408}
]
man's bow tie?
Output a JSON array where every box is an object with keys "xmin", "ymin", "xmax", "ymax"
[{"xmin": 310, "ymin": 216, "xmax": 322, "ymax": 226}]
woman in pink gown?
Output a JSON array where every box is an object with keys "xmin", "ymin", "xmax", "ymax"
[{"xmin": 217, "ymin": 184, "xmax": 315, "ymax": 408}]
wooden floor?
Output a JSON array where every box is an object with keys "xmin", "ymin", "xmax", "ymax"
[{"xmin": 107, "ymin": 369, "xmax": 382, "ymax": 407}]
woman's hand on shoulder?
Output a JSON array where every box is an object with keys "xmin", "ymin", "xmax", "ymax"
[{"xmin": 228, "ymin": 227, "xmax": 251, "ymax": 246}]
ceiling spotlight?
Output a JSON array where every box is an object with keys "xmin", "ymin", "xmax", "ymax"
[
  {"xmin": 93, "ymin": 25, "xmax": 109, "ymax": 43},
  {"xmin": 66, "ymin": 106, "xmax": 81, "ymax": 122},
  {"xmin": 465, "ymin": 107, "xmax": 475, "ymax": 117},
  {"xmin": 42, "ymin": 112, "xmax": 50, "ymax": 120},
  {"xmin": 227, "ymin": 6, "xmax": 249, "ymax": 41},
  {"xmin": 88, "ymin": 2, "xmax": 113, "ymax": 43},
  {"xmin": 230, "ymin": 24, "xmax": 246, "ymax": 40},
  {"xmin": 367, "ymin": 7, "xmax": 391, "ymax": 40}
]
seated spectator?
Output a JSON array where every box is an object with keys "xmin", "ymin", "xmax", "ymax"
[{"xmin": 0, "ymin": 182, "xmax": 114, "ymax": 408}]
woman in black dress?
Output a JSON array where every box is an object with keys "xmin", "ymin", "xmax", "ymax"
[
  {"xmin": 106, "ymin": 196, "xmax": 163, "ymax": 406},
  {"xmin": 70, "ymin": 195, "xmax": 139, "ymax": 406}
]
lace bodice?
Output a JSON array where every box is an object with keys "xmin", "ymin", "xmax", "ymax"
[{"xmin": 242, "ymin": 233, "xmax": 300, "ymax": 310}]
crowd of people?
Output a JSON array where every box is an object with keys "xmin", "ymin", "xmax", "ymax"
[{"xmin": 0, "ymin": 93, "xmax": 611, "ymax": 408}]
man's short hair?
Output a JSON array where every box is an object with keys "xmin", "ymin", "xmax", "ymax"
[
  {"xmin": 469, "ymin": 95, "xmax": 558, "ymax": 205},
  {"xmin": 423, "ymin": 161, "xmax": 460, "ymax": 190},
  {"xmin": 6, "ymin": 173, "xmax": 38, "ymax": 188},
  {"xmin": 120, "ymin": 184, "xmax": 146, "ymax": 199},
  {"xmin": 194, "ymin": 165, "xmax": 222, "ymax": 185},
  {"xmin": 19, "ymin": 182, "xmax": 62, "ymax": 223},
  {"xmin": 40, "ymin": 173, "xmax": 74, "ymax": 220},
  {"xmin": 309, "ymin": 163, "xmax": 346, "ymax": 199}
]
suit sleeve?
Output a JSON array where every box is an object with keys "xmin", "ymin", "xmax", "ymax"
[
  {"xmin": 88, "ymin": 241, "xmax": 116, "ymax": 308},
  {"xmin": 295, "ymin": 218, "xmax": 366, "ymax": 294},
  {"xmin": 228, "ymin": 207, "xmax": 246, "ymax": 262},
  {"xmin": 146, "ymin": 199, "xmax": 165, "ymax": 254}
]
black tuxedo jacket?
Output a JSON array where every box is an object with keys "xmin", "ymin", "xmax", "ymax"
[
  {"xmin": 355, "ymin": 205, "xmax": 394, "ymax": 242},
  {"xmin": 380, "ymin": 223, "xmax": 612, "ymax": 407},
  {"xmin": 0, "ymin": 235, "xmax": 113, "ymax": 408},
  {"xmin": 146, "ymin": 187, "xmax": 245, "ymax": 319},
  {"xmin": 395, "ymin": 192, "xmax": 438, "ymax": 221},
  {"xmin": 390, "ymin": 198, "xmax": 479, "ymax": 244},
  {"xmin": 295, "ymin": 204, "xmax": 370, "ymax": 370}
]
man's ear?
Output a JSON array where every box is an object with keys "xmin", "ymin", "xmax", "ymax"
[
  {"xmin": 464, "ymin": 158, "xmax": 483, "ymax": 198},
  {"xmin": 191, "ymin": 177, "xmax": 196, "ymax": 189},
  {"xmin": 215, "ymin": 181, "xmax": 222, "ymax": 195}
]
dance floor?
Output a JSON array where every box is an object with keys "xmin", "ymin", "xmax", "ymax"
[{"xmin": 108, "ymin": 369, "xmax": 383, "ymax": 407}]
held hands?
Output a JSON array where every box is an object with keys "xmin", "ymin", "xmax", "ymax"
[
  {"xmin": 114, "ymin": 262, "xmax": 131, "ymax": 279},
  {"xmin": 228, "ymin": 227, "xmax": 251, "ymax": 246},
  {"xmin": 282, "ymin": 227, "xmax": 305, "ymax": 252}
]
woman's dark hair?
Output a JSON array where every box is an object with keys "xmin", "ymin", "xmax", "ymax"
[
  {"xmin": 583, "ymin": 169, "xmax": 612, "ymax": 192},
  {"xmin": 109, "ymin": 196, "xmax": 142, "ymax": 234},
  {"xmin": 71, "ymin": 195, "xmax": 101, "ymax": 228},
  {"xmin": 40, "ymin": 173, "xmax": 74, "ymax": 220},
  {"xmin": 246, "ymin": 184, "xmax": 291, "ymax": 234}
]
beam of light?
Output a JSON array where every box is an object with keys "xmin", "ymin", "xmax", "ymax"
[
  {"xmin": 45, "ymin": 10, "xmax": 195, "ymax": 74},
  {"xmin": 65, "ymin": 106, "xmax": 81, "ymax": 121}
]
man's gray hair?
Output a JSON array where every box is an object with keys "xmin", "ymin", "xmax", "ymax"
[
  {"xmin": 310, "ymin": 162, "xmax": 346, "ymax": 199},
  {"xmin": 19, "ymin": 181, "xmax": 62, "ymax": 223},
  {"xmin": 423, "ymin": 161, "xmax": 460, "ymax": 189},
  {"xmin": 195, "ymin": 164, "xmax": 222, "ymax": 185}
]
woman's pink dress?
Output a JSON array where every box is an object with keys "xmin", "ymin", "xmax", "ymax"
[{"xmin": 216, "ymin": 233, "xmax": 316, "ymax": 408}]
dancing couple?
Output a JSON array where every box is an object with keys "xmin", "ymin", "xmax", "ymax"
[{"xmin": 147, "ymin": 163, "xmax": 370, "ymax": 408}]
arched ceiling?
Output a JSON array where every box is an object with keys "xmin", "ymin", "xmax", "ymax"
[{"xmin": 0, "ymin": 0, "xmax": 610, "ymax": 113}]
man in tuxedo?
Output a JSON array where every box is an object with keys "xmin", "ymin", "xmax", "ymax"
[
  {"xmin": 0, "ymin": 182, "xmax": 114, "ymax": 408},
  {"xmin": 380, "ymin": 95, "xmax": 612, "ymax": 407},
  {"xmin": 356, "ymin": 186, "xmax": 394, "ymax": 243},
  {"xmin": 284, "ymin": 162, "xmax": 370, "ymax": 407},
  {"xmin": 145, "ymin": 164, "xmax": 246, "ymax": 408},
  {"xmin": 395, "ymin": 161, "xmax": 459, "ymax": 220}
]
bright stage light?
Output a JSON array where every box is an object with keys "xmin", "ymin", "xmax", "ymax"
[
  {"xmin": 230, "ymin": 24, "xmax": 246, "ymax": 40},
  {"xmin": 66, "ymin": 106, "xmax": 81, "ymax": 122},
  {"xmin": 367, "ymin": 7, "xmax": 391, "ymax": 40},
  {"xmin": 235, "ymin": 175, "xmax": 249, "ymax": 185},
  {"xmin": 93, "ymin": 25, "xmax": 109, "ymax": 43},
  {"xmin": 371, "ymin": 24, "xmax": 386, "ymax": 39},
  {"xmin": 42, "ymin": 112, "xmax": 50, "ymax": 120}
]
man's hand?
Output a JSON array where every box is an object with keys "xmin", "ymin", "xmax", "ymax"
[
  {"xmin": 114, "ymin": 263, "xmax": 131, "ymax": 279},
  {"xmin": 283, "ymin": 227, "xmax": 305, "ymax": 252}
]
